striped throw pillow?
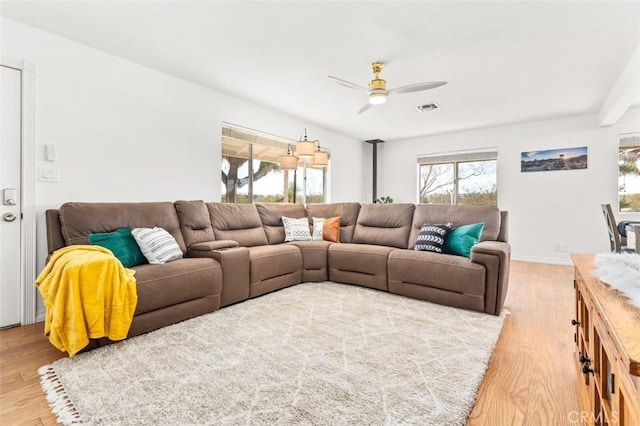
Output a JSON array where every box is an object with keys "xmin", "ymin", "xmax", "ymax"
[
  {"xmin": 414, "ymin": 223, "xmax": 453, "ymax": 253},
  {"xmin": 132, "ymin": 227, "xmax": 183, "ymax": 264}
]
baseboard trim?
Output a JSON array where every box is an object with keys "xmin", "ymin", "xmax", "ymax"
[{"xmin": 511, "ymin": 255, "xmax": 573, "ymax": 266}]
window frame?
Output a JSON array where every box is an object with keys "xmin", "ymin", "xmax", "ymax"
[
  {"xmin": 416, "ymin": 149, "xmax": 498, "ymax": 206},
  {"xmin": 221, "ymin": 124, "xmax": 328, "ymax": 204},
  {"xmin": 618, "ymin": 132, "xmax": 640, "ymax": 213}
]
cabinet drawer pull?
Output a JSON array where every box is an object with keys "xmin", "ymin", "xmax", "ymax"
[{"xmin": 571, "ymin": 319, "xmax": 581, "ymax": 326}]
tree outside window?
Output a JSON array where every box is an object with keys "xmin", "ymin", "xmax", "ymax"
[
  {"xmin": 619, "ymin": 138, "xmax": 640, "ymax": 212},
  {"xmin": 418, "ymin": 158, "xmax": 497, "ymax": 206},
  {"xmin": 221, "ymin": 125, "xmax": 326, "ymax": 203}
]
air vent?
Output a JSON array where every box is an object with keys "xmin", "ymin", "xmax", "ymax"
[{"xmin": 417, "ymin": 103, "xmax": 440, "ymax": 111}]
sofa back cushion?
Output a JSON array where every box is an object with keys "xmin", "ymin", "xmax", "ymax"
[
  {"xmin": 174, "ymin": 200, "xmax": 215, "ymax": 248},
  {"xmin": 255, "ymin": 203, "xmax": 308, "ymax": 244},
  {"xmin": 408, "ymin": 204, "xmax": 502, "ymax": 250},
  {"xmin": 352, "ymin": 203, "xmax": 415, "ymax": 249},
  {"xmin": 305, "ymin": 203, "xmax": 361, "ymax": 243},
  {"xmin": 59, "ymin": 202, "xmax": 187, "ymax": 252},
  {"xmin": 206, "ymin": 203, "xmax": 268, "ymax": 247}
]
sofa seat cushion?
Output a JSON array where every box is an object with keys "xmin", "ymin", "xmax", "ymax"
[
  {"xmin": 132, "ymin": 258, "xmax": 222, "ymax": 315},
  {"xmin": 388, "ymin": 250, "xmax": 486, "ymax": 296},
  {"xmin": 247, "ymin": 245, "xmax": 302, "ymax": 297},
  {"xmin": 289, "ymin": 240, "xmax": 332, "ymax": 282},
  {"xmin": 328, "ymin": 243, "xmax": 394, "ymax": 291}
]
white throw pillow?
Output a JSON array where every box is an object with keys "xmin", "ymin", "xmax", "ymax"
[
  {"xmin": 282, "ymin": 217, "xmax": 312, "ymax": 242},
  {"xmin": 312, "ymin": 217, "xmax": 325, "ymax": 241},
  {"xmin": 132, "ymin": 227, "xmax": 183, "ymax": 264}
]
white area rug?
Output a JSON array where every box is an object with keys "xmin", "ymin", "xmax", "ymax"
[
  {"xmin": 594, "ymin": 252, "xmax": 640, "ymax": 309},
  {"xmin": 39, "ymin": 282, "xmax": 505, "ymax": 425}
]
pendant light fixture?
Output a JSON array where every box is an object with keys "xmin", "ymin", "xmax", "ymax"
[
  {"xmin": 313, "ymin": 142, "xmax": 329, "ymax": 167},
  {"xmin": 278, "ymin": 144, "xmax": 299, "ymax": 170},
  {"xmin": 296, "ymin": 129, "xmax": 316, "ymax": 159},
  {"xmin": 278, "ymin": 129, "xmax": 328, "ymax": 169}
]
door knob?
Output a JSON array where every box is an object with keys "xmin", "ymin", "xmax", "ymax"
[{"xmin": 2, "ymin": 213, "xmax": 16, "ymax": 222}]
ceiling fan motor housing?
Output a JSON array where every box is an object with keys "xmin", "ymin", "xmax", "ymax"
[
  {"xmin": 369, "ymin": 61, "xmax": 387, "ymax": 92},
  {"xmin": 369, "ymin": 78, "xmax": 386, "ymax": 91}
]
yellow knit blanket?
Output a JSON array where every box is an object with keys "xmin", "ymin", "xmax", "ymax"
[{"xmin": 35, "ymin": 245, "xmax": 138, "ymax": 356}]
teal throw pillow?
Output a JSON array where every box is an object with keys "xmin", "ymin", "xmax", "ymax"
[
  {"xmin": 88, "ymin": 227, "xmax": 147, "ymax": 268},
  {"xmin": 444, "ymin": 222, "xmax": 485, "ymax": 258}
]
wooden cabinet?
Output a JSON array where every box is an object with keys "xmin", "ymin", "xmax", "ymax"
[{"xmin": 572, "ymin": 253, "xmax": 640, "ymax": 426}]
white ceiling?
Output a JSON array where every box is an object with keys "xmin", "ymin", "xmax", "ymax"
[{"xmin": 2, "ymin": 1, "xmax": 639, "ymax": 141}]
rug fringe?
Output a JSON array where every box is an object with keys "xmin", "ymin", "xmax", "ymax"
[{"xmin": 38, "ymin": 365, "xmax": 83, "ymax": 425}]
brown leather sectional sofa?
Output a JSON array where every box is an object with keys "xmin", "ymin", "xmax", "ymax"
[{"xmin": 45, "ymin": 201, "xmax": 510, "ymax": 348}]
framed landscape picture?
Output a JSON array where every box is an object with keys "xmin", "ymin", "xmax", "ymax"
[{"xmin": 521, "ymin": 146, "xmax": 588, "ymax": 173}]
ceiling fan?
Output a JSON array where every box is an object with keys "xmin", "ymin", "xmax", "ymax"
[{"xmin": 328, "ymin": 62, "xmax": 447, "ymax": 114}]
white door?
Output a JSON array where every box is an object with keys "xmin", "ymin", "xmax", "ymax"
[{"xmin": 0, "ymin": 65, "xmax": 22, "ymax": 328}]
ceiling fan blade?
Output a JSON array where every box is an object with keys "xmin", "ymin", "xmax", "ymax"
[
  {"xmin": 358, "ymin": 103, "xmax": 373, "ymax": 114},
  {"xmin": 388, "ymin": 81, "xmax": 448, "ymax": 94},
  {"xmin": 328, "ymin": 76, "xmax": 370, "ymax": 93}
]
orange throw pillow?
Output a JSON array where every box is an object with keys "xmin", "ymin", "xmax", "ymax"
[{"xmin": 323, "ymin": 216, "xmax": 341, "ymax": 242}]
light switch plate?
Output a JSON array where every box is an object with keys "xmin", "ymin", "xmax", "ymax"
[
  {"xmin": 45, "ymin": 144, "xmax": 56, "ymax": 162},
  {"xmin": 38, "ymin": 166, "xmax": 60, "ymax": 182}
]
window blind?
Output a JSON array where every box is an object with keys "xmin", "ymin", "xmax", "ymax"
[
  {"xmin": 619, "ymin": 133, "xmax": 640, "ymax": 149},
  {"xmin": 417, "ymin": 148, "xmax": 498, "ymax": 164}
]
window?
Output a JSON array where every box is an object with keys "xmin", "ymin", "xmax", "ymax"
[
  {"xmin": 417, "ymin": 150, "xmax": 498, "ymax": 206},
  {"xmin": 619, "ymin": 133, "xmax": 640, "ymax": 212},
  {"xmin": 221, "ymin": 124, "xmax": 327, "ymax": 203}
]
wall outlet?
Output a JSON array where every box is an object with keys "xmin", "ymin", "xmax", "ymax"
[{"xmin": 38, "ymin": 166, "xmax": 60, "ymax": 182}]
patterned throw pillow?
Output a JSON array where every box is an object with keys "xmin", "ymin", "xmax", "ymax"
[
  {"xmin": 311, "ymin": 217, "xmax": 325, "ymax": 241},
  {"xmin": 414, "ymin": 223, "xmax": 453, "ymax": 253},
  {"xmin": 282, "ymin": 217, "xmax": 312, "ymax": 242},
  {"xmin": 132, "ymin": 227, "xmax": 183, "ymax": 264}
]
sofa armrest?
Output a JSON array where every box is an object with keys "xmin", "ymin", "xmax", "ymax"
[
  {"xmin": 187, "ymin": 240, "xmax": 239, "ymax": 255},
  {"xmin": 470, "ymin": 241, "xmax": 511, "ymax": 315},
  {"xmin": 187, "ymin": 242, "xmax": 249, "ymax": 307}
]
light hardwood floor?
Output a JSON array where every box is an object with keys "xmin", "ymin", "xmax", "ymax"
[{"xmin": 0, "ymin": 261, "xmax": 581, "ymax": 425}]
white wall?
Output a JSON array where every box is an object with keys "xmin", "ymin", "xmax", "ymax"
[
  {"xmin": 376, "ymin": 107, "xmax": 640, "ymax": 264},
  {"xmin": 1, "ymin": 17, "xmax": 366, "ymax": 277},
  {"xmin": 3, "ymin": 16, "xmax": 638, "ymax": 319}
]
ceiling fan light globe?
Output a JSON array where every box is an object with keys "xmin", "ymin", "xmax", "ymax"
[{"xmin": 369, "ymin": 92, "xmax": 387, "ymax": 105}]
